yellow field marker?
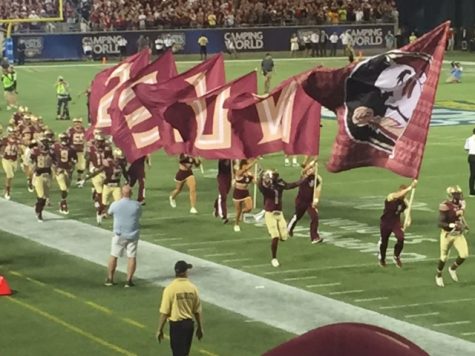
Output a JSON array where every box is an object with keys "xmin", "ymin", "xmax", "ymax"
[
  {"xmin": 53, "ymin": 288, "xmax": 77, "ymax": 300},
  {"xmin": 122, "ymin": 318, "xmax": 146, "ymax": 329},
  {"xmin": 84, "ymin": 301, "xmax": 113, "ymax": 314},
  {"xmin": 6, "ymin": 297, "xmax": 137, "ymax": 356}
]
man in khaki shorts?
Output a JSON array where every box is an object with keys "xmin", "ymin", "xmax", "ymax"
[{"xmin": 105, "ymin": 185, "xmax": 142, "ymax": 287}]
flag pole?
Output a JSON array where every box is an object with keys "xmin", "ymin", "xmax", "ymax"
[
  {"xmin": 253, "ymin": 162, "xmax": 258, "ymax": 209},
  {"xmin": 403, "ymin": 187, "xmax": 416, "ymax": 231},
  {"xmin": 311, "ymin": 156, "xmax": 319, "ymax": 205}
]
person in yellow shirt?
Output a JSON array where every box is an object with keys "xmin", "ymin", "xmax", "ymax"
[
  {"xmin": 208, "ymin": 12, "xmax": 216, "ymax": 27},
  {"xmin": 198, "ymin": 34, "xmax": 209, "ymax": 61},
  {"xmin": 409, "ymin": 32, "xmax": 417, "ymax": 43},
  {"xmin": 157, "ymin": 260, "xmax": 204, "ymax": 356}
]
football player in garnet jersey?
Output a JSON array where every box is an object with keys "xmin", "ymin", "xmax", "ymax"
[
  {"xmin": 31, "ymin": 136, "xmax": 55, "ymax": 222},
  {"xmin": 436, "ymin": 186, "xmax": 469, "ymax": 287},
  {"xmin": 232, "ymin": 159, "xmax": 257, "ymax": 232},
  {"xmin": 53, "ymin": 133, "xmax": 77, "ymax": 214},
  {"xmin": 287, "ymin": 162, "xmax": 323, "ymax": 244},
  {"xmin": 67, "ymin": 118, "xmax": 86, "ymax": 184},
  {"xmin": 0, "ymin": 126, "xmax": 20, "ymax": 200},
  {"xmin": 80, "ymin": 148, "xmax": 128, "ymax": 224},
  {"xmin": 378, "ymin": 180, "xmax": 417, "ymax": 268},
  {"xmin": 169, "ymin": 154, "xmax": 201, "ymax": 214},
  {"xmin": 258, "ymin": 169, "xmax": 306, "ymax": 267}
]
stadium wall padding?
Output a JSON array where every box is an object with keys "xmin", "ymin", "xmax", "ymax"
[{"xmin": 12, "ymin": 24, "xmax": 395, "ymax": 61}]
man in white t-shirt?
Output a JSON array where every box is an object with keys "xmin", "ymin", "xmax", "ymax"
[
  {"xmin": 82, "ymin": 39, "xmax": 93, "ymax": 61},
  {"xmin": 329, "ymin": 32, "xmax": 338, "ymax": 57},
  {"xmin": 155, "ymin": 37, "xmax": 164, "ymax": 55},
  {"xmin": 164, "ymin": 34, "xmax": 174, "ymax": 51},
  {"xmin": 310, "ymin": 31, "xmax": 319, "ymax": 57}
]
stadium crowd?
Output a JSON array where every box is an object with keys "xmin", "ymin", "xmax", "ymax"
[{"xmin": 77, "ymin": 0, "xmax": 398, "ymax": 31}]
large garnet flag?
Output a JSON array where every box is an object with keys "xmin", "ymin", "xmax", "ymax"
[
  {"xmin": 163, "ymin": 71, "xmax": 258, "ymax": 158},
  {"xmin": 88, "ymin": 49, "xmax": 150, "ymax": 135},
  {"xmin": 109, "ymin": 51, "xmax": 177, "ymax": 161},
  {"xmin": 126, "ymin": 54, "xmax": 225, "ymax": 160},
  {"xmin": 225, "ymin": 70, "xmax": 321, "ymax": 158},
  {"xmin": 304, "ymin": 22, "xmax": 449, "ymax": 178}
]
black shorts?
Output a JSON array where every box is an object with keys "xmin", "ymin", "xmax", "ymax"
[
  {"xmin": 305, "ymin": 43, "xmax": 312, "ymax": 50},
  {"xmin": 119, "ymin": 46, "xmax": 127, "ymax": 55},
  {"xmin": 84, "ymin": 50, "xmax": 92, "ymax": 56}
]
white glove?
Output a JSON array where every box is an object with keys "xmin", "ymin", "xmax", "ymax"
[{"xmin": 77, "ymin": 179, "xmax": 86, "ymax": 188}]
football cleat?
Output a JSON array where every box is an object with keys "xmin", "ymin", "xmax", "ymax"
[
  {"xmin": 27, "ymin": 185, "xmax": 34, "ymax": 193},
  {"xmin": 448, "ymin": 267, "xmax": 459, "ymax": 282},
  {"xmin": 104, "ymin": 278, "xmax": 115, "ymax": 287},
  {"xmin": 124, "ymin": 280, "xmax": 135, "ymax": 288},
  {"xmin": 4, "ymin": 193, "xmax": 11, "ymax": 200},
  {"xmin": 233, "ymin": 225, "xmax": 241, "ymax": 232},
  {"xmin": 311, "ymin": 238, "xmax": 323, "ymax": 244},
  {"xmin": 379, "ymin": 259, "xmax": 387, "ymax": 268},
  {"xmin": 190, "ymin": 207, "xmax": 198, "ymax": 214},
  {"xmin": 222, "ymin": 218, "xmax": 229, "ymax": 224},
  {"xmin": 271, "ymin": 258, "xmax": 280, "ymax": 268},
  {"xmin": 37, "ymin": 213, "xmax": 44, "ymax": 223},
  {"xmin": 284, "ymin": 158, "xmax": 290, "ymax": 167},
  {"xmin": 169, "ymin": 196, "xmax": 176, "ymax": 208},
  {"xmin": 288, "ymin": 229, "xmax": 294, "ymax": 238},
  {"xmin": 393, "ymin": 256, "xmax": 403, "ymax": 268},
  {"xmin": 292, "ymin": 159, "xmax": 299, "ymax": 167},
  {"xmin": 435, "ymin": 275, "xmax": 445, "ymax": 287}
]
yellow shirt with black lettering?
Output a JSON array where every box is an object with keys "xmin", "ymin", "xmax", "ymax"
[
  {"xmin": 198, "ymin": 36, "xmax": 208, "ymax": 46},
  {"xmin": 160, "ymin": 278, "xmax": 201, "ymax": 321}
]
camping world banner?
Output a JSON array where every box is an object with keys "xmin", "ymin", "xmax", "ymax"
[{"xmin": 304, "ymin": 22, "xmax": 450, "ymax": 178}]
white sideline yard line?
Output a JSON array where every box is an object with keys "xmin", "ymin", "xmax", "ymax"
[
  {"xmin": 187, "ymin": 247, "xmax": 215, "ymax": 252},
  {"xmin": 15, "ymin": 58, "xmax": 474, "ymax": 70},
  {"xmin": 203, "ymin": 252, "xmax": 236, "ymax": 258},
  {"xmin": 306, "ymin": 283, "xmax": 341, "ymax": 288},
  {"xmin": 1, "ymin": 199, "xmax": 475, "ymax": 356},
  {"xmin": 264, "ymin": 267, "xmax": 316, "ymax": 275},
  {"xmin": 221, "ymin": 258, "xmax": 251, "ymax": 263},
  {"xmin": 354, "ymin": 297, "xmax": 388, "ymax": 303},
  {"xmin": 462, "ymin": 332, "xmax": 475, "ymax": 336},
  {"xmin": 379, "ymin": 298, "xmax": 475, "ymax": 310},
  {"xmin": 242, "ymin": 263, "xmax": 270, "ymax": 269},
  {"xmin": 329, "ymin": 290, "xmax": 364, "ymax": 296},
  {"xmin": 283, "ymin": 276, "xmax": 318, "ymax": 282},
  {"xmin": 433, "ymin": 321, "xmax": 472, "ymax": 327},
  {"xmin": 405, "ymin": 312, "xmax": 440, "ymax": 319},
  {"xmin": 171, "ymin": 237, "xmax": 261, "ymax": 247},
  {"xmin": 150, "ymin": 237, "xmax": 183, "ymax": 242}
]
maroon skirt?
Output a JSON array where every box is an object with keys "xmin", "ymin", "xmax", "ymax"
[
  {"xmin": 233, "ymin": 188, "xmax": 250, "ymax": 201},
  {"xmin": 175, "ymin": 169, "xmax": 193, "ymax": 182}
]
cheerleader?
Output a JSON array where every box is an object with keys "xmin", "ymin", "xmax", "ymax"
[{"xmin": 169, "ymin": 154, "xmax": 201, "ymax": 214}]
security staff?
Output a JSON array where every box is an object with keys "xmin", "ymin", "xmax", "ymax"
[
  {"xmin": 198, "ymin": 34, "xmax": 208, "ymax": 60},
  {"xmin": 2, "ymin": 66, "xmax": 18, "ymax": 111},
  {"xmin": 55, "ymin": 76, "xmax": 71, "ymax": 120},
  {"xmin": 157, "ymin": 260, "xmax": 203, "ymax": 356},
  {"xmin": 464, "ymin": 127, "xmax": 475, "ymax": 196}
]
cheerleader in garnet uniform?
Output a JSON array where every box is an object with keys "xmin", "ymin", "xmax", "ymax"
[
  {"xmin": 232, "ymin": 158, "xmax": 257, "ymax": 232},
  {"xmin": 169, "ymin": 154, "xmax": 201, "ymax": 214}
]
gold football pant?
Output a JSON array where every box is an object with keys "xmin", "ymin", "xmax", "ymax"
[
  {"xmin": 91, "ymin": 172, "xmax": 105, "ymax": 194},
  {"xmin": 265, "ymin": 211, "xmax": 288, "ymax": 240},
  {"xmin": 102, "ymin": 185, "xmax": 122, "ymax": 206},
  {"xmin": 76, "ymin": 152, "xmax": 86, "ymax": 172},
  {"xmin": 33, "ymin": 173, "xmax": 51, "ymax": 199},
  {"xmin": 439, "ymin": 230, "xmax": 469, "ymax": 262},
  {"xmin": 55, "ymin": 170, "xmax": 70, "ymax": 192},
  {"xmin": 2, "ymin": 158, "xmax": 17, "ymax": 179}
]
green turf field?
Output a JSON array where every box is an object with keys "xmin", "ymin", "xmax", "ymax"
[{"xmin": 1, "ymin": 52, "xmax": 475, "ymax": 355}]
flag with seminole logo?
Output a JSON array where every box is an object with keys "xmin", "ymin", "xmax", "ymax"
[{"xmin": 303, "ymin": 22, "xmax": 450, "ymax": 178}]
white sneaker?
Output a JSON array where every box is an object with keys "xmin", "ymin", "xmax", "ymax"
[
  {"xmin": 292, "ymin": 159, "xmax": 299, "ymax": 167},
  {"xmin": 190, "ymin": 207, "xmax": 198, "ymax": 214},
  {"xmin": 4, "ymin": 193, "xmax": 11, "ymax": 200},
  {"xmin": 448, "ymin": 267, "xmax": 459, "ymax": 282},
  {"xmin": 271, "ymin": 258, "xmax": 280, "ymax": 267},
  {"xmin": 284, "ymin": 158, "xmax": 290, "ymax": 167},
  {"xmin": 169, "ymin": 196, "xmax": 176, "ymax": 208},
  {"xmin": 96, "ymin": 213, "xmax": 103, "ymax": 225},
  {"xmin": 435, "ymin": 275, "xmax": 444, "ymax": 287},
  {"xmin": 234, "ymin": 225, "xmax": 240, "ymax": 232}
]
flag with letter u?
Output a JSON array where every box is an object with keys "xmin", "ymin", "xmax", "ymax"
[{"xmin": 304, "ymin": 22, "xmax": 450, "ymax": 178}]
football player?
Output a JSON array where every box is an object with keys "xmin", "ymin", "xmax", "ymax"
[
  {"xmin": 258, "ymin": 169, "xmax": 305, "ymax": 267},
  {"xmin": 80, "ymin": 148, "xmax": 128, "ymax": 224},
  {"xmin": 435, "ymin": 186, "xmax": 469, "ymax": 287},
  {"xmin": 53, "ymin": 133, "xmax": 77, "ymax": 214},
  {"xmin": 83, "ymin": 134, "xmax": 112, "ymax": 219},
  {"xmin": 378, "ymin": 180, "xmax": 417, "ymax": 268},
  {"xmin": 128, "ymin": 155, "xmax": 149, "ymax": 205},
  {"xmin": 30, "ymin": 136, "xmax": 55, "ymax": 222},
  {"xmin": 0, "ymin": 126, "xmax": 20, "ymax": 200},
  {"xmin": 19, "ymin": 114, "xmax": 36, "ymax": 192},
  {"xmin": 169, "ymin": 154, "xmax": 201, "ymax": 214},
  {"xmin": 232, "ymin": 159, "xmax": 257, "ymax": 232},
  {"xmin": 67, "ymin": 118, "xmax": 86, "ymax": 184},
  {"xmin": 213, "ymin": 159, "xmax": 233, "ymax": 224},
  {"xmin": 287, "ymin": 161, "xmax": 323, "ymax": 244}
]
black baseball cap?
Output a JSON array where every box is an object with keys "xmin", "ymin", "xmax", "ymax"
[{"xmin": 175, "ymin": 260, "xmax": 193, "ymax": 274}]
